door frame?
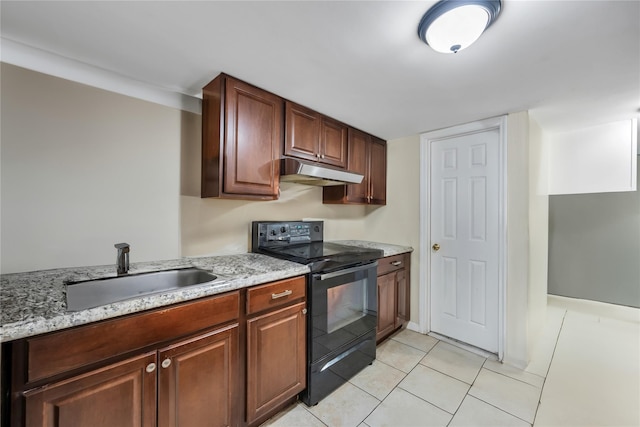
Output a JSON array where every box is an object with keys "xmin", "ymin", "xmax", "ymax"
[{"xmin": 418, "ymin": 116, "xmax": 507, "ymax": 360}]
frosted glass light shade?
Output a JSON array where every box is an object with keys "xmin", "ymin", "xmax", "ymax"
[{"xmin": 418, "ymin": 0, "xmax": 502, "ymax": 54}]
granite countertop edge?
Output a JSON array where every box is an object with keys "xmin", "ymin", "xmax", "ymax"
[
  {"xmin": 0, "ymin": 241, "xmax": 412, "ymax": 343},
  {"xmin": 0, "ymin": 253, "xmax": 309, "ymax": 343}
]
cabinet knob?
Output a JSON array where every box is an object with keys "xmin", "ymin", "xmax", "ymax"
[
  {"xmin": 146, "ymin": 363, "xmax": 156, "ymax": 373},
  {"xmin": 302, "ymin": 308, "xmax": 307, "ymax": 315},
  {"xmin": 320, "ymin": 154, "xmax": 325, "ymax": 159},
  {"xmin": 161, "ymin": 358, "xmax": 172, "ymax": 369}
]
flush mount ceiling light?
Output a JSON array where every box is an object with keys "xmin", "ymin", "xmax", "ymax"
[{"xmin": 418, "ymin": 0, "xmax": 502, "ymax": 54}]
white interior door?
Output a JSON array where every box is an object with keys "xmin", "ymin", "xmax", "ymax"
[{"xmin": 430, "ymin": 128, "xmax": 500, "ymax": 353}]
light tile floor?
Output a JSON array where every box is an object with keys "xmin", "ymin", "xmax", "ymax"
[{"xmin": 262, "ymin": 296, "xmax": 640, "ymax": 427}]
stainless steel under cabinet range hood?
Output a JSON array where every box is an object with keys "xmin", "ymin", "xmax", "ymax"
[{"xmin": 280, "ymin": 157, "xmax": 364, "ymax": 186}]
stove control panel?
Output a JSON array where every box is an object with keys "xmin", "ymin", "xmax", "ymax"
[{"xmin": 252, "ymin": 221, "xmax": 323, "ymax": 248}]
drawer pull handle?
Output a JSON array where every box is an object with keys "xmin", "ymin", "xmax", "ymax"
[
  {"xmin": 391, "ymin": 261, "xmax": 402, "ymax": 266},
  {"xmin": 272, "ymin": 290, "xmax": 293, "ymax": 299}
]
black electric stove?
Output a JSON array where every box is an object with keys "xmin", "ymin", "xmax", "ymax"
[
  {"xmin": 251, "ymin": 220, "xmax": 383, "ymax": 406},
  {"xmin": 251, "ymin": 221, "xmax": 383, "ymax": 273}
]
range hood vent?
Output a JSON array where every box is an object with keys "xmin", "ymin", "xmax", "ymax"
[{"xmin": 280, "ymin": 157, "xmax": 364, "ymax": 186}]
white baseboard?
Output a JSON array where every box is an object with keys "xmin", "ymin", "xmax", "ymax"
[{"xmin": 406, "ymin": 321, "xmax": 425, "ymax": 334}]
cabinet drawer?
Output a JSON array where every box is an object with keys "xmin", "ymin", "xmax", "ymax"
[
  {"xmin": 377, "ymin": 253, "xmax": 407, "ymax": 276},
  {"xmin": 247, "ymin": 276, "xmax": 306, "ymax": 315},
  {"xmin": 26, "ymin": 291, "xmax": 240, "ymax": 383}
]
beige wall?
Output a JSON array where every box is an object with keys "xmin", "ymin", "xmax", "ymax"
[
  {"xmin": 1, "ymin": 64, "xmax": 182, "ymax": 273},
  {"xmin": 362, "ymin": 135, "xmax": 421, "ymax": 320},
  {"xmin": 528, "ymin": 117, "xmax": 549, "ymax": 350}
]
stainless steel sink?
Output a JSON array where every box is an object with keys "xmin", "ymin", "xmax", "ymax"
[{"xmin": 66, "ymin": 268, "xmax": 219, "ymax": 311}]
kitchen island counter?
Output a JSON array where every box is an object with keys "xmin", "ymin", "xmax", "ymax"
[{"xmin": 0, "ymin": 253, "xmax": 309, "ymax": 342}]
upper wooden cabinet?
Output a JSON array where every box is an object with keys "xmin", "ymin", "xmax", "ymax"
[
  {"xmin": 322, "ymin": 129, "xmax": 387, "ymax": 205},
  {"xmin": 284, "ymin": 101, "xmax": 347, "ymax": 169},
  {"xmin": 202, "ymin": 74, "xmax": 283, "ymax": 200}
]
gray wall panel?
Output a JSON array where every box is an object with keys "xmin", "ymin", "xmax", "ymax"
[{"xmin": 548, "ymin": 162, "xmax": 640, "ymax": 308}]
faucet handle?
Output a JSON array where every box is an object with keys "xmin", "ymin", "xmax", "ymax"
[{"xmin": 115, "ymin": 242, "xmax": 130, "ymax": 252}]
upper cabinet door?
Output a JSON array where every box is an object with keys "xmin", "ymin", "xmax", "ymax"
[
  {"xmin": 224, "ymin": 77, "xmax": 283, "ymax": 197},
  {"xmin": 284, "ymin": 101, "xmax": 347, "ymax": 168},
  {"xmin": 322, "ymin": 129, "xmax": 387, "ymax": 205},
  {"xmin": 368, "ymin": 137, "xmax": 387, "ymax": 205},
  {"xmin": 345, "ymin": 128, "xmax": 370, "ymax": 203},
  {"xmin": 201, "ymin": 74, "xmax": 283, "ymax": 200},
  {"xmin": 284, "ymin": 102, "xmax": 320, "ymax": 163},
  {"xmin": 319, "ymin": 116, "xmax": 348, "ymax": 168}
]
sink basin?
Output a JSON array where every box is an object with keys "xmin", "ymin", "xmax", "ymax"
[{"xmin": 66, "ymin": 268, "xmax": 219, "ymax": 311}]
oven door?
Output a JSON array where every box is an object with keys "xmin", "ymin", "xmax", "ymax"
[{"xmin": 309, "ymin": 261, "xmax": 378, "ymax": 364}]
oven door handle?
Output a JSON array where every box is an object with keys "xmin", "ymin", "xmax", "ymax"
[{"xmin": 315, "ymin": 261, "xmax": 378, "ymax": 281}]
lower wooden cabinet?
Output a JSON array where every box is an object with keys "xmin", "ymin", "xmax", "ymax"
[
  {"xmin": 376, "ymin": 272, "xmax": 397, "ymax": 341},
  {"xmin": 376, "ymin": 253, "xmax": 411, "ymax": 343},
  {"xmin": 25, "ymin": 352, "xmax": 157, "ymax": 427},
  {"xmin": 246, "ymin": 302, "xmax": 306, "ymax": 424},
  {"xmin": 158, "ymin": 324, "xmax": 238, "ymax": 427},
  {"xmin": 23, "ymin": 324, "xmax": 239, "ymax": 427},
  {"xmin": 5, "ymin": 278, "xmax": 307, "ymax": 427},
  {"xmin": 245, "ymin": 276, "xmax": 306, "ymax": 426}
]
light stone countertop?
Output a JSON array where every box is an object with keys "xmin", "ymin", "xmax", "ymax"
[
  {"xmin": 0, "ymin": 241, "xmax": 412, "ymax": 343},
  {"xmin": 331, "ymin": 240, "xmax": 413, "ymax": 257},
  {"xmin": 0, "ymin": 253, "xmax": 309, "ymax": 343}
]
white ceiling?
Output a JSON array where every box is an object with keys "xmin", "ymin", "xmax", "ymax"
[{"xmin": 1, "ymin": 0, "xmax": 639, "ymax": 140}]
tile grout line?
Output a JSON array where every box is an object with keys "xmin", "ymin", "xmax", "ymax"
[
  {"xmin": 482, "ymin": 365, "xmax": 546, "ymax": 389},
  {"xmin": 531, "ymin": 308, "xmax": 568, "ymax": 427},
  {"xmin": 348, "ymin": 336, "xmax": 443, "ymax": 426},
  {"xmin": 352, "ymin": 346, "xmax": 427, "ymax": 426},
  {"xmin": 444, "ymin": 356, "xmax": 487, "ymax": 426},
  {"xmin": 444, "ymin": 357, "xmax": 536, "ymax": 426}
]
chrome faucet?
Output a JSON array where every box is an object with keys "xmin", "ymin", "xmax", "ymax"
[{"xmin": 114, "ymin": 243, "xmax": 130, "ymax": 275}]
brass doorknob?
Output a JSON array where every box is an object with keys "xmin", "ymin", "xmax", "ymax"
[{"xmin": 432, "ymin": 243, "xmax": 440, "ymax": 251}]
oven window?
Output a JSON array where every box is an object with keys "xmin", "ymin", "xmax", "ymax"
[{"xmin": 326, "ymin": 278, "xmax": 368, "ymax": 334}]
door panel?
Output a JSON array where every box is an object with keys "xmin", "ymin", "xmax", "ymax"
[
  {"xmin": 25, "ymin": 352, "xmax": 156, "ymax": 427},
  {"xmin": 369, "ymin": 138, "xmax": 387, "ymax": 205},
  {"xmin": 430, "ymin": 129, "xmax": 500, "ymax": 352},
  {"xmin": 246, "ymin": 302, "xmax": 306, "ymax": 424},
  {"xmin": 320, "ymin": 117, "xmax": 347, "ymax": 168},
  {"xmin": 158, "ymin": 325, "xmax": 238, "ymax": 427},
  {"xmin": 285, "ymin": 102, "xmax": 320, "ymax": 162},
  {"xmin": 345, "ymin": 129, "xmax": 369, "ymax": 203},
  {"xmin": 376, "ymin": 272, "xmax": 396, "ymax": 341},
  {"xmin": 224, "ymin": 78, "xmax": 282, "ymax": 196}
]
